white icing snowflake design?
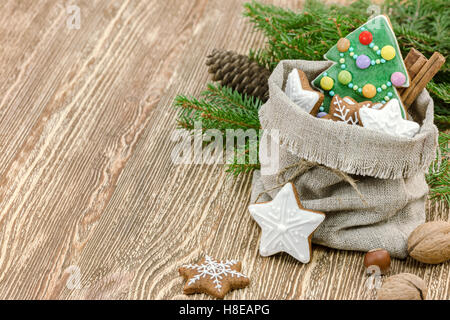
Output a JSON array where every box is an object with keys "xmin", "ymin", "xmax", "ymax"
[
  {"xmin": 182, "ymin": 256, "xmax": 247, "ymax": 292},
  {"xmin": 332, "ymin": 96, "xmax": 358, "ymax": 125}
]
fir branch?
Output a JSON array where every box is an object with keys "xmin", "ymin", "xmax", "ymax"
[
  {"xmin": 426, "ymin": 132, "xmax": 450, "ymax": 203},
  {"xmin": 427, "ymin": 81, "xmax": 450, "ymax": 105},
  {"xmin": 225, "ymin": 138, "xmax": 261, "ymax": 176},
  {"xmin": 202, "ymin": 83, "xmax": 262, "ymax": 113},
  {"xmin": 434, "ymin": 115, "xmax": 450, "ymax": 131},
  {"xmin": 226, "ymin": 163, "xmax": 260, "ymax": 176},
  {"xmin": 173, "ymin": 84, "xmax": 262, "ymax": 176},
  {"xmin": 173, "ymin": 84, "xmax": 261, "ymax": 131}
]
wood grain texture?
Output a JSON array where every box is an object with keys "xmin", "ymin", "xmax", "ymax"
[{"xmin": 0, "ymin": 0, "xmax": 448, "ymax": 300}]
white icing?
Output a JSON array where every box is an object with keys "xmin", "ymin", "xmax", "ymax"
[
  {"xmin": 370, "ymin": 103, "xmax": 384, "ymax": 110},
  {"xmin": 181, "ymin": 255, "xmax": 247, "ymax": 292},
  {"xmin": 285, "ymin": 68, "xmax": 319, "ymax": 113},
  {"xmin": 343, "ymin": 97, "xmax": 356, "ymax": 105},
  {"xmin": 332, "ymin": 96, "xmax": 358, "ymax": 125},
  {"xmin": 248, "ymin": 183, "xmax": 325, "ymax": 263},
  {"xmin": 359, "ymin": 98, "xmax": 420, "ymax": 138}
]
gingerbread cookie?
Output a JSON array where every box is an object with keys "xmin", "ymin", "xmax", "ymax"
[
  {"xmin": 323, "ymin": 94, "xmax": 362, "ymax": 125},
  {"xmin": 359, "ymin": 98, "xmax": 419, "ymax": 138},
  {"xmin": 312, "ymin": 15, "xmax": 410, "ymax": 119},
  {"xmin": 323, "ymin": 95, "xmax": 381, "ymax": 125},
  {"xmin": 285, "ymin": 68, "xmax": 324, "ymax": 115},
  {"xmin": 248, "ymin": 183, "xmax": 325, "ymax": 264},
  {"xmin": 179, "ymin": 255, "xmax": 250, "ymax": 299}
]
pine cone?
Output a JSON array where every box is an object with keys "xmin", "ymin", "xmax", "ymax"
[{"xmin": 206, "ymin": 49, "xmax": 270, "ymax": 102}]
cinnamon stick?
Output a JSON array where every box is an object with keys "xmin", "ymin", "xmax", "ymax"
[
  {"xmin": 401, "ymin": 51, "xmax": 446, "ymax": 107},
  {"xmin": 398, "ymin": 48, "xmax": 427, "ymax": 95}
]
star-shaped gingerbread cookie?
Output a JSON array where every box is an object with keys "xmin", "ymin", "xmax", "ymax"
[
  {"xmin": 285, "ymin": 68, "xmax": 324, "ymax": 115},
  {"xmin": 248, "ymin": 183, "xmax": 325, "ymax": 263},
  {"xmin": 179, "ymin": 255, "xmax": 250, "ymax": 299},
  {"xmin": 359, "ymin": 98, "xmax": 419, "ymax": 138}
]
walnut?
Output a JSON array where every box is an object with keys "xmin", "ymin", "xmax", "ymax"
[
  {"xmin": 377, "ymin": 273, "xmax": 427, "ymax": 300},
  {"xmin": 408, "ymin": 221, "xmax": 450, "ymax": 264}
]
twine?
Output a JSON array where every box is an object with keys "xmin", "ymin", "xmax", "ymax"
[{"xmin": 255, "ymin": 159, "xmax": 367, "ymax": 205}]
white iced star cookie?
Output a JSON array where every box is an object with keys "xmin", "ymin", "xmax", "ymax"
[
  {"xmin": 248, "ymin": 183, "xmax": 325, "ymax": 263},
  {"xmin": 285, "ymin": 68, "xmax": 324, "ymax": 115},
  {"xmin": 359, "ymin": 98, "xmax": 420, "ymax": 138}
]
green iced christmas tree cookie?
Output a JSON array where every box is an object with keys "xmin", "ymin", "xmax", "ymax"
[{"xmin": 312, "ymin": 15, "xmax": 409, "ymax": 118}]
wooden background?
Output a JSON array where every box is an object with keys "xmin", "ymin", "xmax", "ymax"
[{"xmin": 0, "ymin": 0, "xmax": 448, "ymax": 300}]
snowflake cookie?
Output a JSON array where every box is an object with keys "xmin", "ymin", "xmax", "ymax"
[
  {"xmin": 179, "ymin": 255, "xmax": 250, "ymax": 299},
  {"xmin": 248, "ymin": 183, "xmax": 325, "ymax": 263}
]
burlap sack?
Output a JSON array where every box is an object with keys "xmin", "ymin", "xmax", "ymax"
[{"xmin": 250, "ymin": 60, "xmax": 439, "ymax": 258}]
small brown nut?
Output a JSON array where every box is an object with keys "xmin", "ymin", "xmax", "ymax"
[
  {"xmin": 408, "ymin": 221, "xmax": 450, "ymax": 264},
  {"xmin": 364, "ymin": 248, "xmax": 390, "ymax": 274},
  {"xmin": 377, "ymin": 273, "xmax": 427, "ymax": 300}
]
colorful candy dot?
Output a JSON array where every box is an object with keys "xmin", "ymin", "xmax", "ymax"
[
  {"xmin": 376, "ymin": 59, "xmax": 381, "ymax": 64},
  {"xmin": 381, "ymin": 45, "xmax": 396, "ymax": 60},
  {"xmin": 323, "ymin": 72, "xmax": 328, "ymax": 76},
  {"xmin": 338, "ymin": 70, "xmax": 352, "ymax": 85},
  {"xmin": 353, "ymin": 54, "xmax": 358, "ymax": 60},
  {"xmin": 353, "ymin": 85, "xmax": 358, "ymax": 91},
  {"xmin": 320, "ymin": 76, "xmax": 334, "ymax": 90},
  {"xmin": 341, "ymin": 64, "xmax": 346, "ymax": 69},
  {"xmin": 337, "ymin": 38, "xmax": 351, "ymax": 52},
  {"xmin": 356, "ymin": 55, "xmax": 371, "ymax": 69},
  {"xmin": 317, "ymin": 112, "xmax": 328, "ymax": 118},
  {"xmin": 319, "ymin": 106, "xmax": 324, "ymax": 112},
  {"xmin": 362, "ymin": 84, "xmax": 376, "ymax": 98},
  {"xmin": 348, "ymin": 83, "xmax": 354, "ymax": 88},
  {"xmin": 339, "ymin": 58, "xmax": 345, "ymax": 64},
  {"xmin": 390, "ymin": 72, "xmax": 406, "ymax": 87},
  {"xmin": 369, "ymin": 43, "xmax": 374, "ymax": 48},
  {"xmin": 358, "ymin": 88, "xmax": 362, "ymax": 93},
  {"xmin": 377, "ymin": 87, "xmax": 382, "ymax": 92},
  {"xmin": 349, "ymin": 52, "xmax": 354, "ymax": 57},
  {"xmin": 381, "ymin": 84, "xmax": 387, "ymax": 90},
  {"xmin": 371, "ymin": 60, "xmax": 375, "ymax": 65},
  {"xmin": 387, "ymin": 92, "xmax": 393, "ymax": 97},
  {"xmin": 329, "ymin": 91, "xmax": 335, "ymax": 96},
  {"xmin": 376, "ymin": 50, "xmax": 381, "ymax": 55},
  {"xmin": 359, "ymin": 30, "xmax": 373, "ymax": 45},
  {"xmin": 373, "ymin": 45, "xmax": 379, "ymax": 51},
  {"xmin": 384, "ymin": 96, "xmax": 390, "ymax": 101},
  {"xmin": 361, "ymin": 27, "xmax": 366, "ymax": 31},
  {"xmin": 387, "ymin": 81, "xmax": 392, "ymax": 87},
  {"xmin": 381, "ymin": 59, "xmax": 386, "ymax": 63}
]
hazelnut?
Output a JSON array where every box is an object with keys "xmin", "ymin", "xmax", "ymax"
[{"xmin": 364, "ymin": 248, "xmax": 390, "ymax": 274}]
